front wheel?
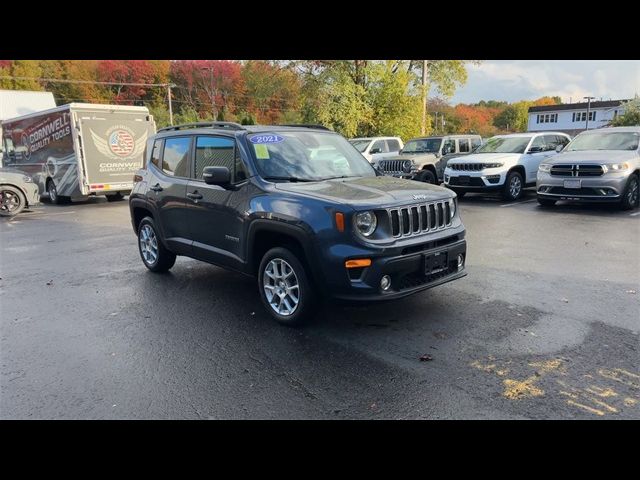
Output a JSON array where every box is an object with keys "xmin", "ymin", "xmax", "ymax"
[
  {"xmin": 258, "ymin": 247, "xmax": 316, "ymax": 326},
  {"xmin": 620, "ymin": 174, "xmax": 639, "ymax": 210},
  {"xmin": 0, "ymin": 186, "xmax": 26, "ymax": 217},
  {"xmin": 415, "ymin": 169, "xmax": 436, "ymax": 184},
  {"xmin": 137, "ymin": 216, "xmax": 176, "ymax": 272},
  {"xmin": 502, "ymin": 171, "xmax": 524, "ymax": 201}
]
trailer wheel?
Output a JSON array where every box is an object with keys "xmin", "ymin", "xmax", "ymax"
[
  {"xmin": 46, "ymin": 179, "xmax": 70, "ymax": 205},
  {"xmin": 106, "ymin": 192, "xmax": 125, "ymax": 202}
]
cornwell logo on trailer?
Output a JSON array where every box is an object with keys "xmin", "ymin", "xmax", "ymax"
[{"xmin": 89, "ymin": 125, "xmax": 147, "ymax": 174}]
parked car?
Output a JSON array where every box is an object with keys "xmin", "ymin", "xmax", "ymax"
[
  {"xmin": 443, "ymin": 132, "xmax": 571, "ymax": 201},
  {"xmin": 0, "ymin": 167, "xmax": 40, "ymax": 217},
  {"xmin": 129, "ymin": 122, "xmax": 467, "ymax": 325},
  {"xmin": 377, "ymin": 134, "xmax": 482, "ymax": 184},
  {"xmin": 348, "ymin": 136, "xmax": 404, "ymax": 165},
  {"xmin": 537, "ymin": 126, "xmax": 639, "ymax": 210}
]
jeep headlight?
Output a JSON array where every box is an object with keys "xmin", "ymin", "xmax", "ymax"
[
  {"xmin": 22, "ymin": 175, "xmax": 33, "ymax": 183},
  {"xmin": 354, "ymin": 211, "xmax": 377, "ymax": 237},
  {"xmin": 538, "ymin": 163, "xmax": 552, "ymax": 173},
  {"xmin": 483, "ymin": 162, "xmax": 504, "ymax": 169},
  {"xmin": 402, "ymin": 160, "xmax": 413, "ymax": 173},
  {"xmin": 605, "ymin": 162, "xmax": 630, "ymax": 173}
]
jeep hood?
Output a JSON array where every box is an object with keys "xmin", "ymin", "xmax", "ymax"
[
  {"xmin": 274, "ymin": 175, "xmax": 454, "ymax": 208},
  {"xmin": 545, "ymin": 150, "xmax": 638, "ymax": 164}
]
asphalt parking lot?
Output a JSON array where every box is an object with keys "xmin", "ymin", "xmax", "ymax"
[{"xmin": 1, "ymin": 191, "xmax": 639, "ymax": 419}]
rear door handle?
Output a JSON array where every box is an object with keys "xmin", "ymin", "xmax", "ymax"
[
  {"xmin": 187, "ymin": 191, "xmax": 203, "ymax": 200},
  {"xmin": 149, "ymin": 183, "xmax": 163, "ymax": 192}
]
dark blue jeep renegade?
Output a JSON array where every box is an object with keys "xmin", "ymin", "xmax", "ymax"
[{"xmin": 129, "ymin": 122, "xmax": 467, "ymax": 325}]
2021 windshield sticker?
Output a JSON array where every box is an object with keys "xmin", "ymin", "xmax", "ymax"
[{"xmin": 249, "ymin": 134, "xmax": 284, "ymax": 144}]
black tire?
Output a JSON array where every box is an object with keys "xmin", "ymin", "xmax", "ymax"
[
  {"xmin": 619, "ymin": 174, "xmax": 639, "ymax": 211},
  {"xmin": 502, "ymin": 170, "xmax": 524, "ymax": 201},
  {"xmin": 415, "ymin": 169, "xmax": 436, "ymax": 184},
  {"xmin": 258, "ymin": 247, "xmax": 316, "ymax": 326},
  {"xmin": 137, "ymin": 216, "xmax": 176, "ymax": 272},
  {"xmin": 46, "ymin": 179, "xmax": 70, "ymax": 205},
  {"xmin": 0, "ymin": 186, "xmax": 26, "ymax": 217},
  {"xmin": 537, "ymin": 197, "xmax": 557, "ymax": 207},
  {"xmin": 106, "ymin": 192, "xmax": 125, "ymax": 202}
]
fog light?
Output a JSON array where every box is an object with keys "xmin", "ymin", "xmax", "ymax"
[
  {"xmin": 457, "ymin": 254, "xmax": 465, "ymax": 270},
  {"xmin": 380, "ymin": 275, "xmax": 391, "ymax": 291}
]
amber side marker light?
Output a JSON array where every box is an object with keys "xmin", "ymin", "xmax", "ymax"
[
  {"xmin": 345, "ymin": 259, "xmax": 372, "ymax": 269},
  {"xmin": 335, "ymin": 212, "xmax": 345, "ymax": 232}
]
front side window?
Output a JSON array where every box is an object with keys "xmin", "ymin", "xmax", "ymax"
[
  {"xmin": 442, "ymin": 139, "xmax": 455, "ymax": 154},
  {"xmin": 248, "ymin": 131, "xmax": 376, "ymax": 181},
  {"xmin": 371, "ymin": 140, "xmax": 388, "ymax": 153},
  {"xmin": 471, "ymin": 137, "xmax": 482, "ymax": 150},
  {"xmin": 475, "ymin": 136, "xmax": 531, "ymax": 154},
  {"xmin": 349, "ymin": 139, "xmax": 371, "ymax": 153},
  {"xmin": 387, "ymin": 139, "xmax": 400, "ymax": 151},
  {"xmin": 162, "ymin": 137, "xmax": 191, "ymax": 177},
  {"xmin": 194, "ymin": 136, "xmax": 235, "ymax": 180},
  {"xmin": 566, "ymin": 132, "xmax": 639, "ymax": 151},
  {"xmin": 544, "ymin": 135, "xmax": 560, "ymax": 150},
  {"xmin": 458, "ymin": 139, "xmax": 470, "ymax": 153},
  {"xmin": 529, "ymin": 136, "xmax": 546, "ymax": 152}
]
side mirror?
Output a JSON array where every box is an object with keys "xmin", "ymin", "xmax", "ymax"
[
  {"xmin": 202, "ymin": 166, "xmax": 231, "ymax": 186},
  {"xmin": 528, "ymin": 146, "xmax": 543, "ymax": 153},
  {"xmin": 555, "ymin": 145, "xmax": 564, "ymax": 153},
  {"xmin": 370, "ymin": 147, "xmax": 382, "ymax": 154}
]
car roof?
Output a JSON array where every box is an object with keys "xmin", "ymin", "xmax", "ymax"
[
  {"xmin": 578, "ymin": 126, "xmax": 640, "ymax": 134},
  {"xmin": 407, "ymin": 134, "xmax": 481, "ymax": 141},
  {"xmin": 155, "ymin": 122, "xmax": 335, "ymax": 137}
]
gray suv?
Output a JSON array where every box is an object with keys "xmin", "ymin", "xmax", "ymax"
[
  {"xmin": 537, "ymin": 127, "xmax": 640, "ymax": 210},
  {"xmin": 377, "ymin": 134, "xmax": 482, "ymax": 184}
]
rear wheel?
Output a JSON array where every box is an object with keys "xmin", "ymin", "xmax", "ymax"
[
  {"xmin": 106, "ymin": 192, "xmax": 125, "ymax": 202},
  {"xmin": 258, "ymin": 247, "xmax": 316, "ymax": 326},
  {"xmin": 502, "ymin": 171, "xmax": 524, "ymax": 201},
  {"xmin": 0, "ymin": 186, "xmax": 26, "ymax": 217},
  {"xmin": 415, "ymin": 169, "xmax": 436, "ymax": 184},
  {"xmin": 137, "ymin": 216, "xmax": 176, "ymax": 272},
  {"xmin": 620, "ymin": 174, "xmax": 639, "ymax": 210},
  {"xmin": 537, "ymin": 197, "xmax": 557, "ymax": 207}
]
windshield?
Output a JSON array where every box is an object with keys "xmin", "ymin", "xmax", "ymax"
[
  {"xmin": 249, "ymin": 131, "xmax": 376, "ymax": 181},
  {"xmin": 403, "ymin": 138, "xmax": 441, "ymax": 153},
  {"xmin": 349, "ymin": 139, "xmax": 371, "ymax": 152},
  {"xmin": 566, "ymin": 132, "xmax": 639, "ymax": 151},
  {"xmin": 476, "ymin": 136, "xmax": 530, "ymax": 154}
]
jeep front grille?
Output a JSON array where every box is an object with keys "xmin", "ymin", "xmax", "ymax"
[
  {"xmin": 378, "ymin": 159, "xmax": 406, "ymax": 174},
  {"xmin": 550, "ymin": 164, "xmax": 604, "ymax": 177},
  {"xmin": 448, "ymin": 163, "xmax": 484, "ymax": 171},
  {"xmin": 387, "ymin": 201, "xmax": 452, "ymax": 238}
]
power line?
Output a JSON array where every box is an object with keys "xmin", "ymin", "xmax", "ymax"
[{"xmin": 0, "ymin": 75, "xmax": 170, "ymax": 87}]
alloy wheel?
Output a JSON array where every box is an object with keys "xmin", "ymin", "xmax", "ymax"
[
  {"xmin": 509, "ymin": 176, "xmax": 522, "ymax": 198},
  {"xmin": 139, "ymin": 224, "xmax": 159, "ymax": 266},
  {"xmin": 0, "ymin": 190, "xmax": 21, "ymax": 213},
  {"xmin": 263, "ymin": 258, "xmax": 300, "ymax": 316}
]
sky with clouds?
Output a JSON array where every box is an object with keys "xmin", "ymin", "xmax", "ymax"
[{"xmin": 445, "ymin": 60, "xmax": 639, "ymax": 105}]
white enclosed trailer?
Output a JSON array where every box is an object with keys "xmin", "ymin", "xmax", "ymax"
[{"xmin": 1, "ymin": 103, "xmax": 156, "ymax": 203}]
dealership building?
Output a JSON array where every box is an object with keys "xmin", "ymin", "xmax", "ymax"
[{"xmin": 527, "ymin": 99, "xmax": 629, "ymax": 136}]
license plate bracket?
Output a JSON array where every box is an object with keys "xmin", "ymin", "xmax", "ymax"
[
  {"xmin": 564, "ymin": 179, "xmax": 581, "ymax": 189},
  {"xmin": 458, "ymin": 175, "xmax": 471, "ymax": 185},
  {"xmin": 424, "ymin": 250, "xmax": 448, "ymax": 276}
]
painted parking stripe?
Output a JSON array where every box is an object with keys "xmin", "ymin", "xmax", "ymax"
[
  {"xmin": 25, "ymin": 210, "xmax": 77, "ymax": 217},
  {"xmin": 500, "ymin": 199, "xmax": 538, "ymax": 208}
]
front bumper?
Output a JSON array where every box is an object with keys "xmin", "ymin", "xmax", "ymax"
[
  {"xmin": 24, "ymin": 182, "xmax": 40, "ymax": 206},
  {"xmin": 315, "ymin": 228, "xmax": 467, "ymax": 301},
  {"xmin": 536, "ymin": 171, "xmax": 629, "ymax": 202},
  {"xmin": 443, "ymin": 169, "xmax": 505, "ymax": 190}
]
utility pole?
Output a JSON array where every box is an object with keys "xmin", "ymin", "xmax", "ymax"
[
  {"xmin": 202, "ymin": 66, "xmax": 216, "ymax": 119},
  {"xmin": 434, "ymin": 112, "xmax": 438, "ymax": 134},
  {"xmin": 584, "ymin": 96, "xmax": 595, "ymax": 130},
  {"xmin": 421, "ymin": 60, "xmax": 428, "ymax": 135},
  {"xmin": 167, "ymin": 83, "xmax": 175, "ymax": 125}
]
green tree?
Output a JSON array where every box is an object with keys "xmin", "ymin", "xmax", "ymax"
[
  {"xmin": 0, "ymin": 61, "xmax": 43, "ymax": 90},
  {"xmin": 610, "ymin": 98, "xmax": 640, "ymax": 126},
  {"xmin": 493, "ymin": 101, "xmax": 531, "ymax": 132}
]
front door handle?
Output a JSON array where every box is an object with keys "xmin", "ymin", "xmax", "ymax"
[
  {"xmin": 187, "ymin": 191, "xmax": 203, "ymax": 200},
  {"xmin": 149, "ymin": 183, "xmax": 163, "ymax": 192}
]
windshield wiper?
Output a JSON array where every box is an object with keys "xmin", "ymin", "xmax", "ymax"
[
  {"xmin": 320, "ymin": 175, "xmax": 358, "ymax": 181},
  {"xmin": 262, "ymin": 176, "xmax": 316, "ymax": 183}
]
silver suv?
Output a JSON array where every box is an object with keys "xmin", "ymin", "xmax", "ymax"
[
  {"xmin": 537, "ymin": 127, "xmax": 640, "ymax": 210},
  {"xmin": 377, "ymin": 134, "xmax": 482, "ymax": 184}
]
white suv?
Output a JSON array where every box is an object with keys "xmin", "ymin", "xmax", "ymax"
[
  {"xmin": 349, "ymin": 136, "xmax": 404, "ymax": 165},
  {"xmin": 443, "ymin": 132, "xmax": 571, "ymax": 201}
]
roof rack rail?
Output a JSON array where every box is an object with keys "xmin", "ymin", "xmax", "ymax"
[
  {"xmin": 158, "ymin": 121, "xmax": 245, "ymax": 132},
  {"xmin": 277, "ymin": 124, "xmax": 331, "ymax": 131}
]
